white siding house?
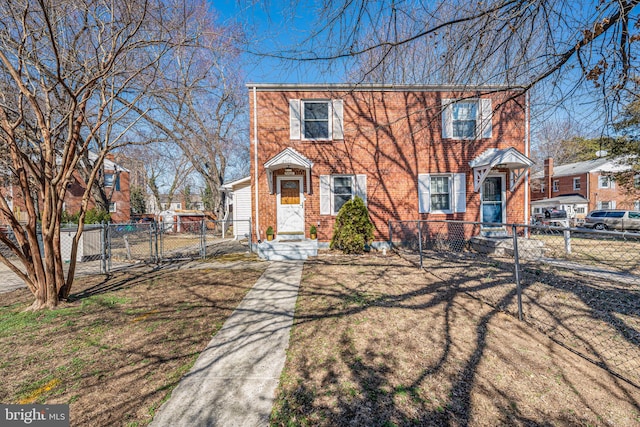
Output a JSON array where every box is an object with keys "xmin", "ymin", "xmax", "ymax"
[{"xmin": 222, "ymin": 176, "xmax": 252, "ymax": 240}]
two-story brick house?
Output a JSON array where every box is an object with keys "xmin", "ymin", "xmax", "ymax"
[
  {"xmin": 530, "ymin": 157, "xmax": 640, "ymax": 223},
  {"xmin": 3, "ymin": 154, "xmax": 131, "ymax": 224},
  {"xmin": 249, "ymin": 84, "xmax": 533, "ymax": 245}
]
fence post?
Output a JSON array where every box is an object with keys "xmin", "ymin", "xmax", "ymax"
[
  {"xmin": 201, "ymin": 219, "xmax": 206, "ymax": 259},
  {"xmin": 512, "ymin": 224, "xmax": 523, "ymax": 321},
  {"xmin": 100, "ymin": 221, "xmax": 106, "ymax": 274},
  {"xmin": 417, "ymin": 221, "xmax": 423, "ymax": 269},
  {"xmin": 107, "ymin": 223, "xmax": 112, "ymax": 273},
  {"xmin": 564, "ymin": 227, "xmax": 572, "ymax": 255}
]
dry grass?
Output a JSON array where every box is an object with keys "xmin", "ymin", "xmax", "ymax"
[
  {"xmin": 0, "ymin": 257, "xmax": 267, "ymax": 426},
  {"xmin": 271, "ymin": 253, "xmax": 640, "ymax": 426}
]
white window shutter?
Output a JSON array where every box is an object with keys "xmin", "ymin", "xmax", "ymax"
[
  {"xmin": 355, "ymin": 174, "xmax": 367, "ymax": 205},
  {"xmin": 418, "ymin": 174, "xmax": 431, "ymax": 213},
  {"xmin": 332, "ymin": 99, "xmax": 344, "ymax": 140},
  {"xmin": 453, "ymin": 173, "xmax": 467, "ymax": 213},
  {"xmin": 442, "ymin": 99, "xmax": 453, "ymax": 139},
  {"xmin": 320, "ymin": 175, "xmax": 331, "ymax": 215},
  {"xmin": 289, "ymin": 99, "xmax": 301, "ymax": 140},
  {"xmin": 611, "ymin": 200, "xmax": 616, "ymax": 209},
  {"xmin": 480, "ymin": 98, "xmax": 492, "ymax": 139},
  {"xmin": 597, "ymin": 201, "xmax": 602, "ymax": 209}
]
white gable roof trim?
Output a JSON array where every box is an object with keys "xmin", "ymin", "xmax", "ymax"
[
  {"xmin": 264, "ymin": 147, "xmax": 314, "ymax": 194},
  {"xmin": 469, "ymin": 147, "xmax": 534, "ymax": 192}
]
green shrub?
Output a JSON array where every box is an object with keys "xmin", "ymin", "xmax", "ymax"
[
  {"xmin": 84, "ymin": 208, "xmax": 111, "ymax": 224},
  {"xmin": 61, "ymin": 208, "xmax": 110, "ymax": 225},
  {"xmin": 330, "ymin": 197, "xmax": 374, "ymax": 254}
]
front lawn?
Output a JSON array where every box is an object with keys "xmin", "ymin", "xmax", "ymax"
[
  {"xmin": 271, "ymin": 253, "xmax": 640, "ymax": 426},
  {"xmin": 0, "ymin": 259, "xmax": 267, "ymax": 426}
]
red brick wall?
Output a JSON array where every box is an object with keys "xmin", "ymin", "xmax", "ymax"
[
  {"xmin": 250, "ymin": 88, "xmax": 528, "ymax": 242},
  {"xmin": 63, "ymin": 169, "xmax": 131, "ymax": 223}
]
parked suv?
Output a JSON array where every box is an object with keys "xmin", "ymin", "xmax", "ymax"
[{"xmin": 583, "ymin": 210, "xmax": 640, "ymax": 231}]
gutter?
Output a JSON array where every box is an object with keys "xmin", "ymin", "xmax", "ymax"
[
  {"xmin": 524, "ymin": 91, "xmax": 530, "ymax": 226},
  {"xmin": 253, "ymin": 86, "xmax": 260, "ymax": 242}
]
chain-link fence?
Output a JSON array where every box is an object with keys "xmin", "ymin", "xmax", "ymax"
[
  {"xmin": 389, "ymin": 219, "xmax": 640, "ymax": 387},
  {"xmin": 0, "ymin": 220, "xmax": 252, "ymax": 278}
]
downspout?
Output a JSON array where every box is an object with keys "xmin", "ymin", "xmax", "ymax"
[
  {"xmin": 253, "ymin": 86, "xmax": 261, "ymax": 242},
  {"xmin": 524, "ymin": 91, "xmax": 530, "ymax": 227}
]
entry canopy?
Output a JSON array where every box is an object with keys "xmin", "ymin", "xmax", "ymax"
[
  {"xmin": 264, "ymin": 147, "xmax": 314, "ymax": 194},
  {"xmin": 469, "ymin": 147, "xmax": 534, "ymax": 192}
]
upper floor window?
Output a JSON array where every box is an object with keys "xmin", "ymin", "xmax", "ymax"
[
  {"xmin": 552, "ymin": 180, "xmax": 559, "ymax": 192},
  {"xmin": 442, "ymin": 98, "xmax": 492, "ymax": 140},
  {"xmin": 104, "ymin": 173, "xmax": 120, "ymax": 191},
  {"xmin": 598, "ymin": 175, "xmax": 613, "ymax": 189},
  {"xmin": 290, "ymin": 99, "xmax": 344, "ymax": 141},
  {"xmin": 303, "ymin": 101, "xmax": 330, "ymax": 139},
  {"xmin": 109, "ymin": 202, "xmax": 117, "ymax": 213},
  {"xmin": 573, "ymin": 177, "xmax": 581, "ymax": 190},
  {"xmin": 540, "ymin": 182, "xmax": 546, "ymax": 193}
]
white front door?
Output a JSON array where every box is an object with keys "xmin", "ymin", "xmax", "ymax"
[{"xmin": 277, "ymin": 176, "xmax": 304, "ymax": 233}]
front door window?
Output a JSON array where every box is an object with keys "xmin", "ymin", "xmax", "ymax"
[{"xmin": 482, "ymin": 176, "xmax": 503, "ymax": 224}]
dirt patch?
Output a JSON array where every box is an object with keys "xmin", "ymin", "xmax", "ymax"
[
  {"xmin": 271, "ymin": 253, "xmax": 640, "ymax": 426},
  {"xmin": 0, "ymin": 258, "xmax": 268, "ymax": 426}
]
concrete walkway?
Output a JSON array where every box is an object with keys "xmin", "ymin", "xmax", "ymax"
[{"xmin": 150, "ymin": 261, "xmax": 304, "ymax": 427}]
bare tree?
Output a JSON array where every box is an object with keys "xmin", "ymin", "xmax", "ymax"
[
  {"xmin": 259, "ymin": 1, "xmax": 639, "ymax": 116},
  {"xmin": 122, "ymin": 3, "xmax": 246, "ymax": 219},
  {"xmin": 0, "ymin": 0, "xmax": 194, "ymax": 309}
]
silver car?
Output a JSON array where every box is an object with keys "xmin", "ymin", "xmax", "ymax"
[{"xmin": 583, "ymin": 210, "xmax": 640, "ymax": 231}]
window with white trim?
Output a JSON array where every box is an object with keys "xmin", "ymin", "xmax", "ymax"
[
  {"xmin": 303, "ymin": 101, "xmax": 330, "ymax": 139},
  {"xmin": 552, "ymin": 180, "xmax": 559, "ymax": 192},
  {"xmin": 319, "ymin": 174, "xmax": 367, "ymax": 215},
  {"xmin": 634, "ymin": 201, "xmax": 640, "ymax": 211},
  {"xmin": 332, "ymin": 176, "xmax": 353, "ymax": 214},
  {"xmin": 442, "ymin": 98, "xmax": 492, "ymax": 139},
  {"xmin": 109, "ymin": 202, "xmax": 117, "ymax": 213},
  {"xmin": 634, "ymin": 175, "xmax": 640, "ymax": 189},
  {"xmin": 290, "ymin": 99, "xmax": 344, "ymax": 141},
  {"xmin": 430, "ymin": 176, "xmax": 451, "ymax": 211},
  {"xmin": 598, "ymin": 201, "xmax": 614, "ymax": 209},
  {"xmin": 104, "ymin": 173, "xmax": 120, "ymax": 191},
  {"xmin": 575, "ymin": 207, "xmax": 586, "ymax": 214},
  {"xmin": 573, "ymin": 177, "xmax": 581, "ymax": 190},
  {"xmin": 598, "ymin": 175, "xmax": 612, "ymax": 189},
  {"xmin": 418, "ymin": 173, "xmax": 466, "ymax": 214}
]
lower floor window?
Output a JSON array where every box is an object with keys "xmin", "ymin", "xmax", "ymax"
[
  {"xmin": 634, "ymin": 201, "xmax": 640, "ymax": 211},
  {"xmin": 333, "ymin": 176, "xmax": 354, "ymax": 214},
  {"xmin": 575, "ymin": 207, "xmax": 586, "ymax": 214},
  {"xmin": 319, "ymin": 174, "xmax": 367, "ymax": 215},
  {"xmin": 430, "ymin": 176, "xmax": 451, "ymax": 211}
]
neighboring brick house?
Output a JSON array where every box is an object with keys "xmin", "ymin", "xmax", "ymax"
[
  {"xmin": 2, "ymin": 154, "xmax": 131, "ymax": 224},
  {"xmin": 249, "ymin": 84, "xmax": 533, "ymax": 243},
  {"xmin": 530, "ymin": 157, "xmax": 640, "ymax": 222},
  {"xmin": 63, "ymin": 155, "xmax": 131, "ymax": 223}
]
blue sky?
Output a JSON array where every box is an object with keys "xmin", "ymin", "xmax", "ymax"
[{"xmin": 213, "ymin": 0, "xmax": 347, "ymax": 84}]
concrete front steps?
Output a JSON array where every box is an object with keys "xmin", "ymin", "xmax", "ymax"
[{"xmin": 256, "ymin": 237, "xmax": 318, "ymax": 261}]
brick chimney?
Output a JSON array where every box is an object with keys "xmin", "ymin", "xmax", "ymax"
[{"xmin": 543, "ymin": 157, "xmax": 553, "ymax": 199}]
